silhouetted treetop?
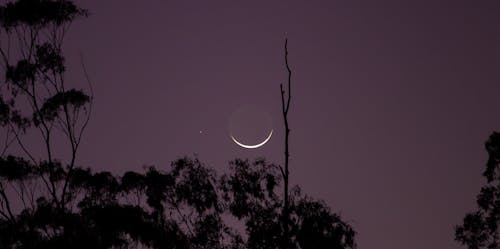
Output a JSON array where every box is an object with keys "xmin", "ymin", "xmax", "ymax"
[
  {"xmin": 294, "ymin": 196, "xmax": 356, "ymax": 249},
  {"xmin": 0, "ymin": 153, "xmax": 357, "ymax": 249},
  {"xmin": 0, "ymin": 0, "xmax": 87, "ymax": 28},
  {"xmin": 221, "ymin": 158, "xmax": 356, "ymax": 249},
  {"xmin": 456, "ymin": 132, "xmax": 500, "ymax": 249},
  {"xmin": 221, "ymin": 158, "xmax": 281, "ymax": 219},
  {"xmin": 485, "ymin": 132, "xmax": 500, "ymax": 182}
]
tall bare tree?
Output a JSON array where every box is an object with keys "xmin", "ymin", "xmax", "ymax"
[{"xmin": 279, "ymin": 38, "xmax": 292, "ymax": 249}]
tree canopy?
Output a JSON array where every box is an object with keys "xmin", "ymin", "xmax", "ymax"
[
  {"xmin": 0, "ymin": 156, "xmax": 357, "ymax": 249},
  {"xmin": 455, "ymin": 132, "xmax": 500, "ymax": 249}
]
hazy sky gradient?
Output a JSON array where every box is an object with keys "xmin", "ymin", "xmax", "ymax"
[{"xmin": 48, "ymin": 1, "xmax": 500, "ymax": 248}]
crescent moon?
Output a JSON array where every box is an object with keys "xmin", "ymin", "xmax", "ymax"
[{"xmin": 230, "ymin": 129, "xmax": 273, "ymax": 149}]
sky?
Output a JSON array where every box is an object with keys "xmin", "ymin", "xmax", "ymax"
[{"xmin": 34, "ymin": 1, "xmax": 500, "ymax": 249}]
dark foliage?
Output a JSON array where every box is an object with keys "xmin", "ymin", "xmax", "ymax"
[
  {"xmin": 0, "ymin": 155, "xmax": 357, "ymax": 249},
  {"xmin": 456, "ymin": 132, "xmax": 500, "ymax": 249},
  {"xmin": 36, "ymin": 89, "xmax": 90, "ymax": 125},
  {"xmin": 35, "ymin": 43, "xmax": 65, "ymax": 73},
  {"xmin": 0, "ymin": 0, "xmax": 87, "ymax": 29},
  {"xmin": 221, "ymin": 159, "xmax": 356, "ymax": 249},
  {"xmin": 5, "ymin": 60, "xmax": 37, "ymax": 87}
]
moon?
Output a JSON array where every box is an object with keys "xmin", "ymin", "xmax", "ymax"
[{"xmin": 230, "ymin": 129, "xmax": 273, "ymax": 149}]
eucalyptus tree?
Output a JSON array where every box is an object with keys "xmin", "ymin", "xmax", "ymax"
[
  {"xmin": 0, "ymin": 0, "xmax": 92, "ymax": 247},
  {"xmin": 220, "ymin": 158, "xmax": 357, "ymax": 249},
  {"xmin": 456, "ymin": 132, "xmax": 500, "ymax": 249},
  {"xmin": 0, "ymin": 0, "xmax": 91, "ymax": 213}
]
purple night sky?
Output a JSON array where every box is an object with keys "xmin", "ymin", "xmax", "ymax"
[{"xmin": 34, "ymin": 1, "xmax": 500, "ymax": 249}]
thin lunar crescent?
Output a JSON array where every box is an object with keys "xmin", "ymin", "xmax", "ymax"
[{"xmin": 230, "ymin": 129, "xmax": 273, "ymax": 149}]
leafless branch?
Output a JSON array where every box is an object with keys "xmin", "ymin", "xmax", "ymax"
[{"xmin": 279, "ymin": 37, "xmax": 293, "ymax": 249}]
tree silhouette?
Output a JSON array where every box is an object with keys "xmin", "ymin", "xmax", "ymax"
[
  {"xmin": 455, "ymin": 132, "xmax": 500, "ymax": 249},
  {"xmin": 279, "ymin": 38, "xmax": 293, "ymax": 249},
  {"xmin": 0, "ymin": 0, "xmax": 92, "ymax": 214},
  {"xmin": 274, "ymin": 39, "xmax": 356, "ymax": 249},
  {"xmin": 0, "ymin": 1, "xmax": 357, "ymax": 248},
  {"xmin": 221, "ymin": 158, "xmax": 356, "ymax": 249}
]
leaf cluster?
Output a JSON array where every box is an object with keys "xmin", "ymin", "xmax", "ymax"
[
  {"xmin": 456, "ymin": 132, "xmax": 500, "ymax": 249},
  {"xmin": 0, "ymin": 0, "xmax": 87, "ymax": 29}
]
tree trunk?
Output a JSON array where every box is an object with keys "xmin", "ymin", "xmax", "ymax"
[{"xmin": 280, "ymin": 38, "xmax": 292, "ymax": 249}]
